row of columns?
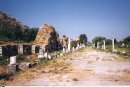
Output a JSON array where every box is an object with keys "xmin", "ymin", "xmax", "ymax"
[
  {"xmin": 63, "ymin": 38, "xmax": 86, "ymax": 53},
  {"xmin": 93, "ymin": 38, "xmax": 115, "ymax": 52},
  {"xmin": 0, "ymin": 44, "xmax": 46, "ymax": 56},
  {"xmin": 27, "ymin": 45, "xmax": 46, "ymax": 54},
  {"xmin": 63, "ymin": 38, "xmax": 71, "ymax": 53}
]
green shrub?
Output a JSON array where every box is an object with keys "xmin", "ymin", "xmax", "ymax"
[
  {"xmin": 71, "ymin": 40, "xmax": 77, "ymax": 48},
  {"xmin": 16, "ymin": 54, "xmax": 27, "ymax": 62},
  {"xmin": 0, "ymin": 56, "xmax": 8, "ymax": 65}
]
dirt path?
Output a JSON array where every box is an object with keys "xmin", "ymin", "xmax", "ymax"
[{"xmin": 6, "ymin": 47, "xmax": 130, "ymax": 86}]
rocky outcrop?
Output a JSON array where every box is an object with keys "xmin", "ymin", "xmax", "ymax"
[
  {"xmin": 0, "ymin": 11, "xmax": 29, "ymax": 30},
  {"xmin": 34, "ymin": 24, "xmax": 61, "ymax": 51}
]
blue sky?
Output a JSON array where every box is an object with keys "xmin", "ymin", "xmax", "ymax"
[{"xmin": 0, "ymin": 0, "xmax": 130, "ymax": 42}]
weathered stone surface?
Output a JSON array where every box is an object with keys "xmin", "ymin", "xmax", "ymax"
[
  {"xmin": 60, "ymin": 35, "xmax": 68, "ymax": 48},
  {"xmin": 19, "ymin": 62, "xmax": 31, "ymax": 71},
  {"xmin": 34, "ymin": 24, "xmax": 61, "ymax": 51},
  {"xmin": 7, "ymin": 64, "xmax": 19, "ymax": 74}
]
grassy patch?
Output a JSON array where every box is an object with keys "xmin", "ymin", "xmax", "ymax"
[
  {"xmin": 93, "ymin": 45, "xmax": 130, "ymax": 62},
  {"xmin": 0, "ymin": 56, "xmax": 9, "ymax": 66}
]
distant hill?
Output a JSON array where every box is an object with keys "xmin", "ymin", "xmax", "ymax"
[
  {"xmin": 0, "ymin": 11, "xmax": 29, "ymax": 30},
  {"xmin": 0, "ymin": 11, "xmax": 38, "ymax": 43}
]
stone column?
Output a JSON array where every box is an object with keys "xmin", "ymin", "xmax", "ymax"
[
  {"xmin": 68, "ymin": 38, "xmax": 71, "ymax": 51},
  {"xmin": 18, "ymin": 45, "xmax": 23, "ymax": 54},
  {"xmin": 102, "ymin": 45, "xmax": 104, "ymax": 49},
  {"xmin": 32, "ymin": 45, "xmax": 36, "ymax": 54},
  {"xmin": 0, "ymin": 46, "xmax": 2, "ymax": 56},
  {"xmin": 93, "ymin": 43, "xmax": 95, "ymax": 48},
  {"xmin": 76, "ymin": 43, "xmax": 79, "ymax": 49},
  {"xmin": 43, "ymin": 52, "xmax": 48, "ymax": 59},
  {"xmin": 63, "ymin": 47, "xmax": 65, "ymax": 53},
  {"xmin": 79, "ymin": 43, "xmax": 82, "ymax": 48},
  {"xmin": 39, "ymin": 45, "xmax": 45, "ymax": 55},
  {"xmin": 39, "ymin": 46, "xmax": 42, "ymax": 54},
  {"xmin": 103, "ymin": 40, "xmax": 105, "ymax": 50},
  {"xmin": 97, "ymin": 42, "xmax": 99, "ymax": 49},
  {"xmin": 112, "ymin": 38, "xmax": 115, "ymax": 52},
  {"xmin": 72, "ymin": 47, "xmax": 75, "ymax": 50}
]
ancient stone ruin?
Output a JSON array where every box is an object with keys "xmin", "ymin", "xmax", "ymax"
[{"xmin": 34, "ymin": 24, "xmax": 61, "ymax": 52}]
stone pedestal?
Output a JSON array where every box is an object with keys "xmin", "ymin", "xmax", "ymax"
[
  {"xmin": 37, "ymin": 54, "xmax": 44, "ymax": 58},
  {"xmin": 7, "ymin": 64, "xmax": 18, "ymax": 74},
  {"xmin": 48, "ymin": 55, "xmax": 52, "ymax": 59},
  {"xmin": 10, "ymin": 56, "xmax": 16, "ymax": 65}
]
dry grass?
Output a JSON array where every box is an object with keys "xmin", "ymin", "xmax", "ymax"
[
  {"xmin": 113, "ymin": 56, "xmax": 130, "ymax": 62},
  {"xmin": 0, "ymin": 66, "xmax": 7, "ymax": 73},
  {"xmin": 11, "ymin": 47, "xmax": 87, "ymax": 82}
]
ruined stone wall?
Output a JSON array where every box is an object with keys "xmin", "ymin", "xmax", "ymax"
[{"xmin": 34, "ymin": 24, "xmax": 61, "ymax": 51}]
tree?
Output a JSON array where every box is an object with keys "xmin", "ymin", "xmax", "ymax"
[
  {"xmin": 71, "ymin": 40, "xmax": 77, "ymax": 48},
  {"xmin": 92, "ymin": 36, "xmax": 106, "ymax": 44},
  {"xmin": 79, "ymin": 34, "xmax": 87, "ymax": 44},
  {"xmin": 22, "ymin": 28, "xmax": 38, "ymax": 42},
  {"xmin": 0, "ymin": 24, "xmax": 38, "ymax": 42},
  {"xmin": 105, "ymin": 39, "xmax": 112, "ymax": 45},
  {"xmin": 122, "ymin": 36, "xmax": 130, "ymax": 44}
]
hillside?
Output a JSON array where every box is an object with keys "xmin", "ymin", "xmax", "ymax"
[
  {"xmin": 0, "ymin": 11, "xmax": 38, "ymax": 43},
  {"xmin": 0, "ymin": 11, "xmax": 29, "ymax": 30}
]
